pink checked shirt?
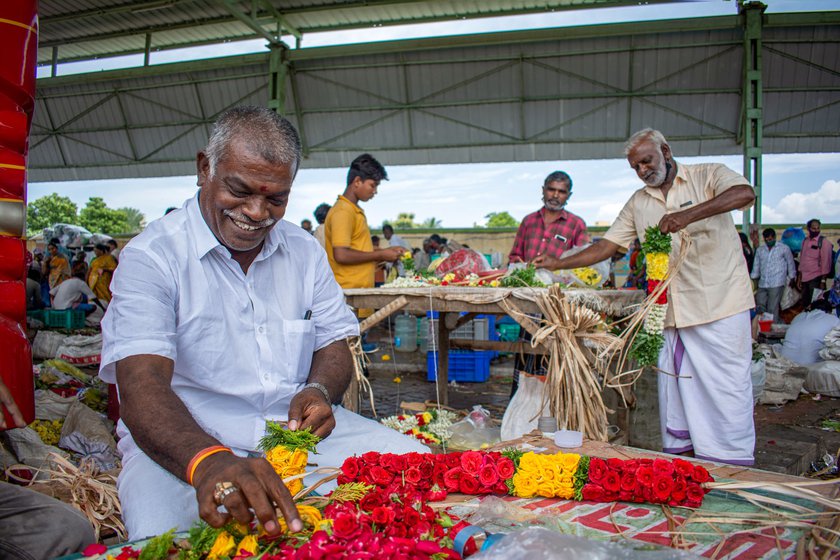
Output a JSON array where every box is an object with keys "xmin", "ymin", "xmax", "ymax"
[{"xmin": 508, "ymin": 207, "xmax": 588, "ymax": 262}]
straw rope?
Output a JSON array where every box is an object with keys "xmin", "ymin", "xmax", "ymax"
[{"xmin": 345, "ymin": 337, "xmax": 377, "ymax": 417}]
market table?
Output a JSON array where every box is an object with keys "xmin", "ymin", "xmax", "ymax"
[{"xmin": 343, "ymin": 287, "xmax": 644, "ymax": 405}]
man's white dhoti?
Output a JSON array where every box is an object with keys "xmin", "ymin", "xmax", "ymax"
[
  {"xmin": 657, "ymin": 310, "xmax": 755, "ymax": 465},
  {"xmin": 119, "ymin": 406, "xmax": 428, "ymax": 539}
]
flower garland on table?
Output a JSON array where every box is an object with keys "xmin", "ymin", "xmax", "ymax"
[
  {"xmin": 338, "ymin": 450, "xmax": 713, "ymax": 508},
  {"xmin": 380, "ymin": 409, "xmax": 459, "ymax": 445},
  {"xmin": 628, "ymin": 226, "xmax": 673, "ymax": 367}
]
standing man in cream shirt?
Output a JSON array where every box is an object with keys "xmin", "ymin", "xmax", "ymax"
[{"xmin": 534, "ymin": 128, "xmax": 756, "ymax": 466}]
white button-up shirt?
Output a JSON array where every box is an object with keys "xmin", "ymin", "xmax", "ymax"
[
  {"xmin": 751, "ymin": 242, "xmax": 796, "ymax": 288},
  {"xmin": 100, "ymin": 194, "xmax": 359, "ymax": 460}
]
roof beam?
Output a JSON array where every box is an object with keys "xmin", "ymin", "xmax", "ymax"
[
  {"xmin": 40, "ymin": 0, "xmax": 195, "ymax": 25},
  {"xmin": 214, "ymin": 0, "xmax": 289, "ymax": 46}
]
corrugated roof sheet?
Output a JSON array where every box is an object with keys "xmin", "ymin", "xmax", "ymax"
[
  {"xmin": 29, "ymin": 12, "xmax": 840, "ymax": 181},
  {"xmin": 38, "ymin": 0, "xmax": 692, "ymax": 64}
]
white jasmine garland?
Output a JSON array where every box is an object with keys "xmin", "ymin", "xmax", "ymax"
[{"xmin": 643, "ymin": 303, "xmax": 667, "ymax": 335}]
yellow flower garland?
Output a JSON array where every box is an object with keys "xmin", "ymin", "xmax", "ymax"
[{"xmin": 646, "ymin": 253, "xmax": 669, "ymax": 281}]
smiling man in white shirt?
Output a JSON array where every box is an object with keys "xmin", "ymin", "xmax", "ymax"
[{"xmin": 100, "ymin": 106, "xmax": 425, "ymax": 540}]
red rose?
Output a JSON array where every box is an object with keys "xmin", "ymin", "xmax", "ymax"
[
  {"xmin": 459, "ymin": 474, "xmax": 480, "ymax": 494},
  {"xmin": 652, "ymin": 458, "xmax": 675, "ymax": 476},
  {"xmin": 418, "ymin": 460, "xmax": 434, "ymax": 480},
  {"xmin": 603, "ymin": 469, "xmax": 621, "ymax": 492},
  {"xmin": 359, "ymin": 466, "xmax": 374, "ymax": 485},
  {"xmin": 673, "ymin": 458, "xmax": 694, "ymax": 478},
  {"xmin": 620, "ymin": 472, "xmax": 635, "ymax": 492},
  {"xmin": 443, "ymin": 467, "xmax": 462, "ymax": 492},
  {"xmin": 332, "ymin": 512, "xmax": 361, "ymax": 539},
  {"xmin": 371, "ymin": 506, "xmax": 395, "ymax": 525},
  {"xmin": 405, "ymin": 452, "xmax": 425, "ymax": 467},
  {"xmin": 361, "ymin": 451, "xmax": 381, "ymax": 465},
  {"xmin": 622, "ymin": 459, "xmax": 640, "ymax": 474},
  {"xmin": 388, "ymin": 454, "xmax": 407, "ymax": 472},
  {"xmin": 432, "ymin": 462, "xmax": 449, "ymax": 486},
  {"xmin": 427, "ymin": 484, "xmax": 447, "ymax": 502},
  {"xmin": 83, "ymin": 544, "xmax": 108, "ymax": 557},
  {"xmin": 636, "ymin": 465, "xmax": 654, "ymax": 487},
  {"xmin": 656, "ymin": 291, "xmax": 668, "ymax": 305},
  {"xmin": 652, "ymin": 474, "xmax": 675, "ymax": 502},
  {"xmin": 341, "ymin": 456, "xmax": 361, "ymax": 480},
  {"xmin": 496, "ymin": 457, "xmax": 515, "ymax": 480},
  {"xmin": 686, "ymin": 483, "xmax": 704, "ymax": 504},
  {"xmin": 445, "ymin": 453, "xmax": 462, "ymax": 468},
  {"xmin": 646, "ymin": 279, "xmax": 661, "ymax": 295},
  {"xmin": 403, "ymin": 507, "xmax": 422, "ymax": 526},
  {"xmin": 478, "ymin": 464, "xmax": 499, "ymax": 487},
  {"xmin": 495, "ymin": 480, "xmax": 510, "ymax": 495},
  {"xmin": 404, "ymin": 466, "xmax": 422, "ymax": 486},
  {"xmin": 370, "ymin": 466, "xmax": 394, "ymax": 486},
  {"xmin": 619, "ymin": 490, "xmax": 632, "ymax": 502},
  {"xmin": 460, "ymin": 451, "xmax": 484, "ymax": 475},
  {"xmin": 692, "ymin": 465, "xmax": 712, "ymax": 484},
  {"xmin": 359, "ymin": 491, "xmax": 384, "ymax": 512},
  {"xmin": 581, "ymin": 483, "xmax": 606, "ymax": 501},
  {"xmin": 607, "ymin": 458, "xmax": 624, "ymax": 471},
  {"xmin": 588, "ymin": 458, "xmax": 607, "ymax": 484}
]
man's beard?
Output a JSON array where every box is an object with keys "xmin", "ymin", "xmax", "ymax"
[
  {"xmin": 643, "ymin": 159, "xmax": 669, "ymax": 187},
  {"xmin": 544, "ymin": 198, "xmax": 565, "ymax": 211}
]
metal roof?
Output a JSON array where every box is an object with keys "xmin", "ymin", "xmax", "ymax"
[
  {"xmin": 30, "ymin": 11, "xmax": 840, "ymax": 182},
  {"xmin": 38, "ymin": 0, "xmax": 686, "ymax": 65}
]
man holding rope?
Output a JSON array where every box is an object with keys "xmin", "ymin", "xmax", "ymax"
[
  {"xmin": 533, "ymin": 128, "xmax": 756, "ymax": 466},
  {"xmin": 100, "ymin": 106, "xmax": 425, "ymax": 540}
]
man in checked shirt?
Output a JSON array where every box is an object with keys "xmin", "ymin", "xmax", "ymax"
[
  {"xmin": 508, "ymin": 170, "xmax": 589, "ymax": 264},
  {"xmin": 507, "ymin": 170, "xmax": 589, "ymax": 396}
]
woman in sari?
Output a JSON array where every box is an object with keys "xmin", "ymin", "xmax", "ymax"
[
  {"xmin": 42, "ymin": 242, "xmax": 71, "ymax": 290},
  {"xmin": 87, "ymin": 243, "xmax": 118, "ymax": 302}
]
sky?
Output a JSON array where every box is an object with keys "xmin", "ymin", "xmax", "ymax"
[{"xmin": 29, "ymin": 0, "xmax": 840, "ymax": 230}]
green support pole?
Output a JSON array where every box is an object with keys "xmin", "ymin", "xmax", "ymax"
[
  {"xmin": 741, "ymin": 1, "xmax": 766, "ymax": 234},
  {"xmin": 268, "ymin": 44, "xmax": 289, "ymax": 115}
]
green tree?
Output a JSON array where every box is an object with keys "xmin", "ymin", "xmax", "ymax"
[
  {"xmin": 484, "ymin": 211, "xmax": 519, "ymax": 228},
  {"xmin": 420, "ymin": 217, "xmax": 442, "ymax": 228},
  {"xmin": 79, "ymin": 197, "xmax": 130, "ymax": 235},
  {"xmin": 119, "ymin": 207, "xmax": 146, "ymax": 234},
  {"xmin": 26, "ymin": 193, "xmax": 78, "ymax": 235},
  {"xmin": 392, "ymin": 212, "xmax": 416, "ymax": 229}
]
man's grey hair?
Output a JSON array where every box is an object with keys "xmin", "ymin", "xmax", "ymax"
[
  {"xmin": 543, "ymin": 170, "xmax": 573, "ymax": 191},
  {"xmin": 624, "ymin": 128, "xmax": 669, "ymax": 156},
  {"xmin": 205, "ymin": 106, "xmax": 301, "ymax": 176}
]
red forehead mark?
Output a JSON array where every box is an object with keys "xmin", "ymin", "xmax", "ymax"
[{"xmin": 259, "ymin": 186, "xmax": 268, "ymax": 193}]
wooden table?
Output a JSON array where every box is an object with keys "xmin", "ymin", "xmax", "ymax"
[{"xmin": 344, "ymin": 287, "xmax": 644, "ymax": 405}]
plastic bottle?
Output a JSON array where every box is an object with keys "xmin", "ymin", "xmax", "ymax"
[
  {"xmin": 394, "ymin": 313, "xmax": 417, "ymax": 352},
  {"xmin": 418, "ymin": 316, "xmax": 429, "ymax": 353}
]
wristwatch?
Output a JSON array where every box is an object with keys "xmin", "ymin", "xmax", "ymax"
[{"xmin": 302, "ymin": 382, "xmax": 331, "ymax": 404}]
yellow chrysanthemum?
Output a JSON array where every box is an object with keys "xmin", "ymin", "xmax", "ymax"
[
  {"xmin": 235, "ymin": 535, "xmax": 259, "ymax": 556},
  {"xmin": 316, "ymin": 518, "xmax": 333, "ymax": 532},
  {"xmin": 207, "ymin": 531, "xmax": 236, "ymax": 560},
  {"xmin": 421, "ymin": 412, "xmax": 432, "ymax": 424},
  {"xmin": 297, "ymin": 504, "xmax": 323, "ymax": 528},
  {"xmin": 646, "ymin": 253, "xmax": 669, "ymax": 281}
]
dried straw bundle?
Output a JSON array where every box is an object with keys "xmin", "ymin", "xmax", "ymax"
[
  {"xmin": 529, "ymin": 284, "xmax": 624, "ymax": 441},
  {"xmin": 29, "ymin": 452, "xmax": 126, "ymax": 541}
]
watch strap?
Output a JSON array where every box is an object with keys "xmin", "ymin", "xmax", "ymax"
[{"xmin": 303, "ymin": 382, "xmax": 331, "ymax": 403}]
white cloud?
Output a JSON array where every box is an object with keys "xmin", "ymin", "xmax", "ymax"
[{"xmin": 761, "ymin": 180, "xmax": 840, "ymax": 223}]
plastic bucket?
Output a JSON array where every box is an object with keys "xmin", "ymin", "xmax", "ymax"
[{"xmin": 758, "ymin": 320, "xmax": 772, "ymax": 333}]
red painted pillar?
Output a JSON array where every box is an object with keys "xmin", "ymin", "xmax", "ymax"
[{"xmin": 0, "ymin": 1, "xmax": 38, "ymax": 429}]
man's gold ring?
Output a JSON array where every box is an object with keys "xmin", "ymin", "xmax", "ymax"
[{"xmin": 213, "ymin": 481, "xmax": 239, "ymax": 504}]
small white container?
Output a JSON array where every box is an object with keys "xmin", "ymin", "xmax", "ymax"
[{"xmin": 554, "ymin": 429, "xmax": 583, "ymax": 448}]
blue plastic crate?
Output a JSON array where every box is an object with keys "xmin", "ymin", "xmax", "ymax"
[{"xmin": 426, "ymin": 350, "xmax": 493, "ymax": 383}]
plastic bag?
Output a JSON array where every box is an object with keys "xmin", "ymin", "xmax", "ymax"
[
  {"xmin": 0, "ymin": 427, "xmax": 68, "ymax": 480},
  {"xmin": 538, "ymin": 244, "xmax": 610, "ymax": 288},
  {"xmin": 781, "ymin": 284, "xmax": 801, "ymax": 310},
  {"xmin": 31, "ymin": 331, "xmax": 68, "ymax": 360},
  {"xmin": 473, "ymin": 527, "xmax": 697, "ymax": 559},
  {"xmin": 449, "ymin": 406, "xmax": 501, "ymax": 450},
  {"xmin": 501, "ymin": 374, "xmax": 550, "ymax": 441},
  {"xmin": 434, "ymin": 249, "xmax": 491, "ymax": 279},
  {"xmin": 55, "ymin": 333, "xmax": 102, "ymax": 366},
  {"xmin": 59, "ymin": 400, "xmax": 119, "ymax": 471},
  {"xmin": 751, "ymin": 358, "xmax": 766, "ymax": 404}
]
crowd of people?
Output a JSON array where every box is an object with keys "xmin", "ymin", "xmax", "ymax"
[{"xmin": 26, "ymin": 237, "xmax": 120, "ymax": 317}]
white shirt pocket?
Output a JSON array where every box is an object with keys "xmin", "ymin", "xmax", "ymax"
[{"xmin": 281, "ymin": 319, "xmax": 316, "ymax": 384}]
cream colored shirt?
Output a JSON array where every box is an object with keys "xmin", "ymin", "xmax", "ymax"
[{"xmin": 604, "ymin": 162, "xmax": 755, "ymax": 328}]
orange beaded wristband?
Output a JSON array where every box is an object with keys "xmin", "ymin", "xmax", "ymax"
[{"xmin": 186, "ymin": 445, "xmax": 232, "ymax": 486}]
